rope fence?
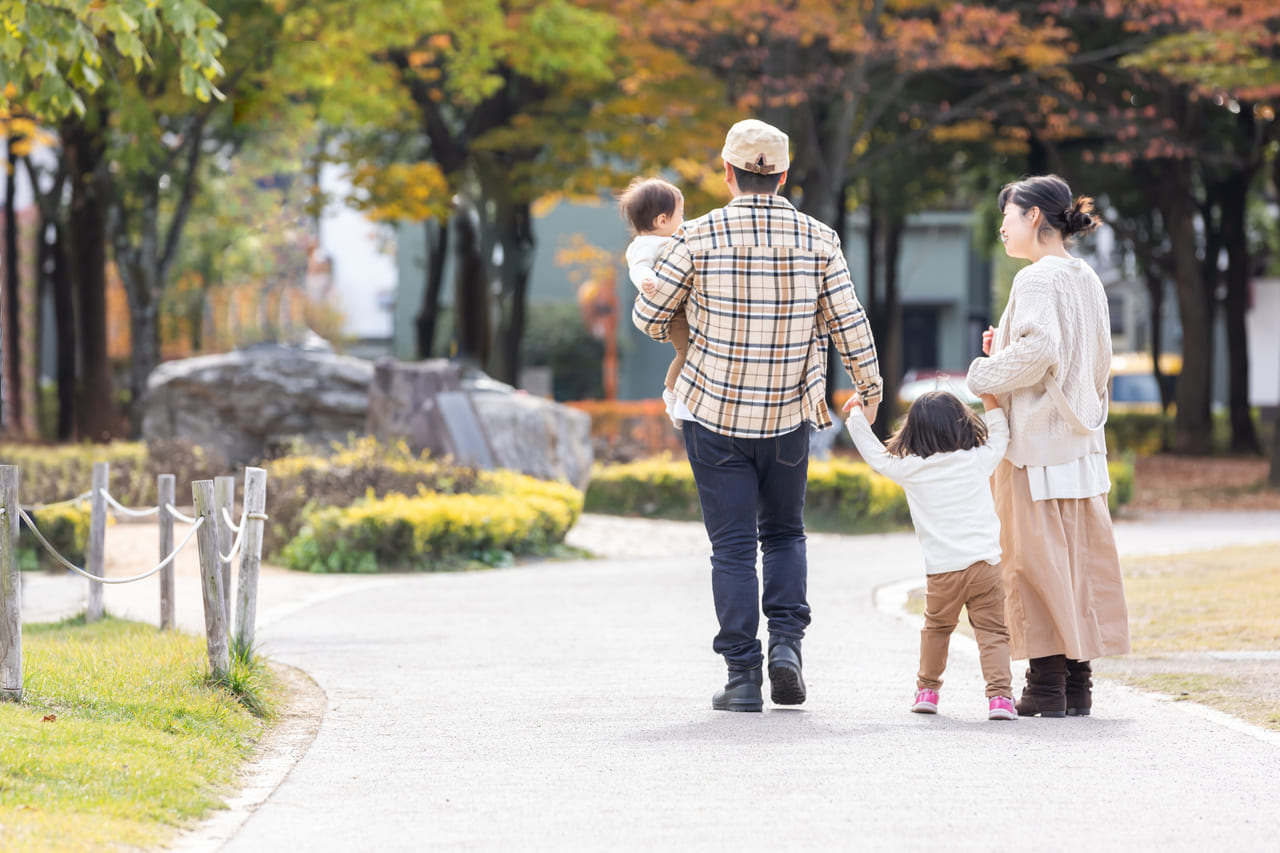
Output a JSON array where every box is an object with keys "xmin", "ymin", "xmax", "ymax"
[
  {"xmin": 17, "ymin": 509, "xmax": 206, "ymax": 584},
  {"xmin": 0, "ymin": 463, "xmax": 270, "ymax": 702}
]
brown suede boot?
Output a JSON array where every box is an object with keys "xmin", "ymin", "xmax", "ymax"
[
  {"xmin": 1066, "ymin": 659, "xmax": 1093, "ymax": 716},
  {"xmin": 1016, "ymin": 655, "xmax": 1067, "ymax": 718}
]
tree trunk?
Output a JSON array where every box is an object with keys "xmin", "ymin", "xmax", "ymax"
[
  {"xmin": 63, "ymin": 118, "xmax": 116, "ymax": 442},
  {"xmin": 50, "ymin": 222, "xmax": 77, "ymax": 440},
  {"xmin": 111, "ymin": 198, "xmax": 164, "ymax": 439},
  {"xmin": 1218, "ymin": 170, "xmax": 1260, "ymax": 455},
  {"xmin": 1154, "ymin": 163, "xmax": 1214, "ymax": 455},
  {"xmin": 23, "ymin": 156, "xmax": 76, "ymax": 441},
  {"xmin": 2, "ymin": 136, "xmax": 22, "ymax": 434},
  {"xmin": 415, "ymin": 219, "xmax": 447, "ymax": 359},
  {"xmin": 878, "ymin": 213, "xmax": 904, "ymax": 435},
  {"xmin": 451, "ymin": 197, "xmax": 490, "ymax": 369},
  {"xmin": 823, "ymin": 180, "xmax": 849, "ymax": 410},
  {"xmin": 1144, "ymin": 265, "xmax": 1169, "ymax": 411},
  {"xmin": 492, "ymin": 200, "xmax": 535, "ymax": 385}
]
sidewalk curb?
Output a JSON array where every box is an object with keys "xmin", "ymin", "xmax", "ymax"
[{"xmin": 168, "ymin": 663, "xmax": 327, "ymax": 852}]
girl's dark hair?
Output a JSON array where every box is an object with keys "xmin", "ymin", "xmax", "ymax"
[
  {"xmin": 617, "ymin": 177, "xmax": 682, "ymax": 234},
  {"xmin": 997, "ymin": 174, "xmax": 1099, "ymax": 243},
  {"xmin": 884, "ymin": 391, "xmax": 989, "ymax": 459}
]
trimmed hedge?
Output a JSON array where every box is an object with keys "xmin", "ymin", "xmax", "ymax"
[
  {"xmin": 585, "ymin": 453, "xmax": 1136, "ymax": 531},
  {"xmin": 261, "ymin": 436, "xmax": 480, "ymax": 558},
  {"xmin": 0, "ymin": 440, "xmax": 216, "ymax": 508},
  {"xmin": 585, "ymin": 454, "xmax": 912, "ymax": 533},
  {"xmin": 281, "ymin": 469, "xmax": 583, "ymax": 573},
  {"xmin": 569, "ymin": 397, "xmax": 1252, "ymax": 463}
]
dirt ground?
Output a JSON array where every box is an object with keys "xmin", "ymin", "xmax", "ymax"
[{"xmin": 1127, "ymin": 453, "xmax": 1280, "ymax": 511}]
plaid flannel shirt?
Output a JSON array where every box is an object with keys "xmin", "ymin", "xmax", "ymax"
[{"xmin": 633, "ymin": 193, "xmax": 882, "ymax": 437}]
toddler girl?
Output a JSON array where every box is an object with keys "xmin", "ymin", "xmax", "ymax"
[
  {"xmin": 618, "ymin": 176, "xmax": 687, "ymax": 427},
  {"xmin": 844, "ymin": 390, "xmax": 1016, "ymax": 720}
]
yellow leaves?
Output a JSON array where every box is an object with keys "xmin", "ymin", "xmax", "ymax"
[{"xmin": 348, "ymin": 160, "xmax": 452, "ymax": 223}]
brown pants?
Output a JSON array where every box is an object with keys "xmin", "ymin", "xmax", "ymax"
[
  {"xmin": 663, "ymin": 310, "xmax": 691, "ymax": 391},
  {"xmin": 918, "ymin": 560, "xmax": 1012, "ymax": 698}
]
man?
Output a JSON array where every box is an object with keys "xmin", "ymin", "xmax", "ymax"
[{"xmin": 634, "ymin": 118, "xmax": 882, "ymax": 712}]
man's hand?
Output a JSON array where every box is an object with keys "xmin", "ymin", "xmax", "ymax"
[
  {"xmin": 982, "ymin": 325, "xmax": 996, "ymax": 355},
  {"xmin": 641, "ymin": 278, "xmax": 657, "ymax": 297}
]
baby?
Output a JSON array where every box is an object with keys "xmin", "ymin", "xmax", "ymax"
[{"xmin": 618, "ymin": 176, "xmax": 687, "ymax": 428}]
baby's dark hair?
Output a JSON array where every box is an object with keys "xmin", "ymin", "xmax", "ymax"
[
  {"xmin": 998, "ymin": 174, "xmax": 1099, "ymax": 244},
  {"xmin": 884, "ymin": 391, "xmax": 989, "ymax": 459},
  {"xmin": 618, "ymin": 177, "xmax": 681, "ymax": 234}
]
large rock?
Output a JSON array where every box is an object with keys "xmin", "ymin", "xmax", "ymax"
[
  {"xmin": 367, "ymin": 359, "xmax": 593, "ymax": 492},
  {"xmin": 143, "ymin": 345, "xmax": 375, "ymax": 467}
]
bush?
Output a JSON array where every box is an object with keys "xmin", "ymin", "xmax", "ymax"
[
  {"xmin": 0, "ymin": 439, "xmax": 217, "ymax": 509},
  {"xmin": 586, "ymin": 453, "xmax": 1135, "ymax": 531},
  {"xmin": 565, "ymin": 399, "xmax": 686, "ymax": 463},
  {"xmin": 585, "ymin": 454, "xmax": 912, "ymax": 533},
  {"xmin": 281, "ymin": 469, "xmax": 583, "ymax": 573},
  {"xmin": 1109, "ymin": 458, "xmax": 1135, "ymax": 514},
  {"xmin": 261, "ymin": 435, "xmax": 481, "ymax": 558},
  {"xmin": 17, "ymin": 503, "xmax": 91, "ymax": 572}
]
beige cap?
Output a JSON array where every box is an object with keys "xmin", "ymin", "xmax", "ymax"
[{"xmin": 721, "ymin": 119, "xmax": 790, "ymax": 175}]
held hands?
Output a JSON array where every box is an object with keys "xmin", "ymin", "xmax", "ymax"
[
  {"xmin": 641, "ymin": 278, "xmax": 657, "ymax": 297},
  {"xmin": 842, "ymin": 393, "xmax": 879, "ymax": 426},
  {"xmin": 982, "ymin": 325, "xmax": 996, "ymax": 355},
  {"xmin": 980, "ymin": 393, "xmax": 1000, "ymax": 412}
]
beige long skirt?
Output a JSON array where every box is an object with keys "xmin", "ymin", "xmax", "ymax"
[{"xmin": 993, "ymin": 460, "xmax": 1131, "ymax": 662}]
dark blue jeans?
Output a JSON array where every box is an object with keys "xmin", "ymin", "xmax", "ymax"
[{"xmin": 683, "ymin": 421, "xmax": 810, "ymax": 671}]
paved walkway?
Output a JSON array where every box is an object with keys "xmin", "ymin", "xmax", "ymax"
[{"xmin": 21, "ymin": 510, "xmax": 1280, "ymax": 852}]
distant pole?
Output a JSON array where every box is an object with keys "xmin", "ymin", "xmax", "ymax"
[
  {"xmin": 86, "ymin": 462, "xmax": 108, "ymax": 622},
  {"xmin": 158, "ymin": 474, "xmax": 176, "ymax": 630},
  {"xmin": 192, "ymin": 480, "xmax": 229, "ymax": 679},
  {"xmin": 214, "ymin": 475, "xmax": 235, "ymax": 625},
  {"xmin": 1, "ymin": 465, "xmax": 22, "ymax": 701},
  {"xmin": 234, "ymin": 467, "xmax": 267, "ymax": 656}
]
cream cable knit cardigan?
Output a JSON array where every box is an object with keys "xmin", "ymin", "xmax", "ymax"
[{"xmin": 966, "ymin": 255, "xmax": 1110, "ymax": 468}]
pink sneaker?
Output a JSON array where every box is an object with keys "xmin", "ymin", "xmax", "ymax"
[
  {"xmin": 911, "ymin": 688, "xmax": 939, "ymax": 714},
  {"xmin": 988, "ymin": 695, "xmax": 1017, "ymax": 720}
]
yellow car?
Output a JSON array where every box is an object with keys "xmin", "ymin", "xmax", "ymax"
[{"xmin": 1109, "ymin": 352, "xmax": 1180, "ymax": 414}]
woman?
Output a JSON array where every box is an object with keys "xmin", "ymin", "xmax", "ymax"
[{"xmin": 966, "ymin": 174, "xmax": 1130, "ymax": 718}]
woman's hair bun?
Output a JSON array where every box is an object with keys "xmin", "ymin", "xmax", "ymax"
[{"xmin": 1064, "ymin": 195, "xmax": 1098, "ymax": 236}]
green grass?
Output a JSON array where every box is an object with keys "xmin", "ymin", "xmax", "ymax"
[{"xmin": 0, "ymin": 617, "xmax": 277, "ymax": 852}]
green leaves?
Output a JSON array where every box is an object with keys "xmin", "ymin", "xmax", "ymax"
[{"xmin": 0, "ymin": 0, "xmax": 227, "ymax": 119}]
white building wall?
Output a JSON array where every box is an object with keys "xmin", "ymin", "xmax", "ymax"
[
  {"xmin": 1247, "ymin": 278, "xmax": 1280, "ymax": 407},
  {"xmin": 317, "ymin": 164, "xmax": 396, "ymax": 346}
]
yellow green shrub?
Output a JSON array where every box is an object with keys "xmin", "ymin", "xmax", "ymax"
[
  {"xmin": 585, "ymin": 454, "xmax": 911, "ymax": 533},
  {"xmin": 262, "ymin": 436, "xmax": 480, "ymax": 557},
  {"xmin": 281, "ymin": 472, "xmax": 583, "ymax": 573},
  {"xmin": 18, "ymin": 503, "xmax": 91, "ymax": 572},
  {"xmin": 0, "ymin": 440, "xmax": 214, "ymax": 509},
  {"xmin": 586, "ymin": 453, "xmax": 1134, "ymax": 531},
  {"xmin": 1109, "ymin": 459, "xmax": 1135, "ymax": 513}
]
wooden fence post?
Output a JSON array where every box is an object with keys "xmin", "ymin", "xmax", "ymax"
[
  {"xmin": 86, "ymin": 462, "xmax": 108, "ymax": 622},
  {"xmin": 1, "ymin": 465, "xmax": 21, "ymax": 701},
  {"xmin": 214, "ymin": 475, "xmax": 235, "ymax": 627},
  {"xmin": 158, "ymin": 474, "xmax": 176, "ymax": 631},
  {"xmin": 192, "ymin": 480, "xmax": 229, "ymax": 679},
  {"xmin": 234, "ymin": 467, "xmax": 267, "ymax": 656}
]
